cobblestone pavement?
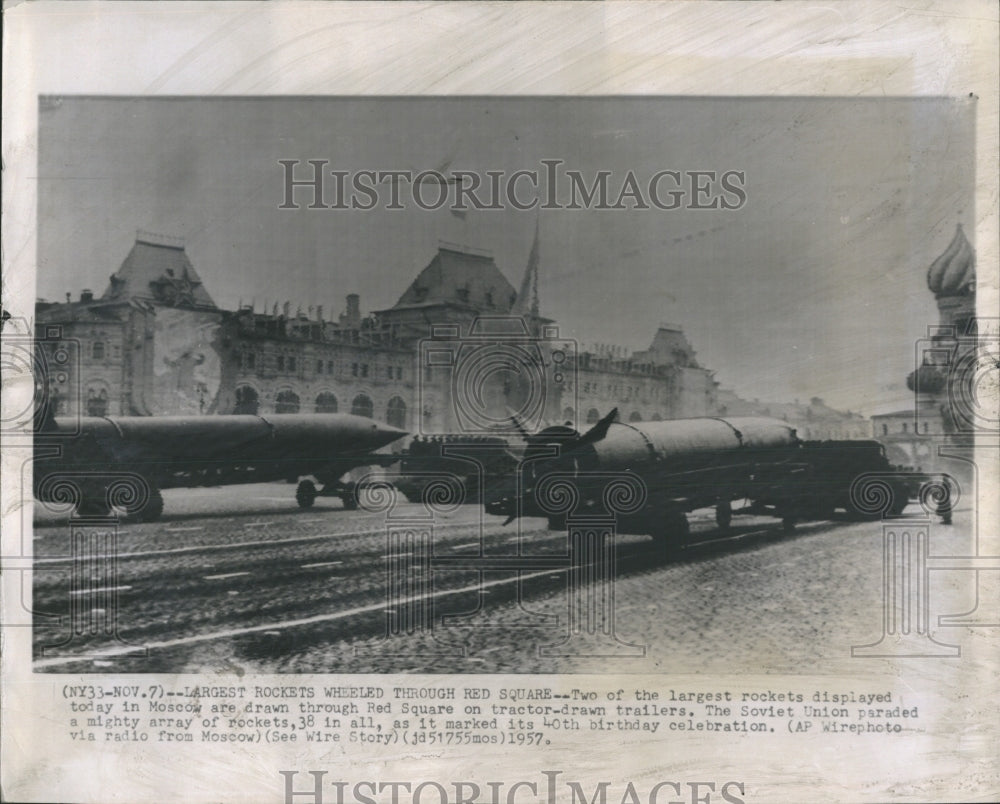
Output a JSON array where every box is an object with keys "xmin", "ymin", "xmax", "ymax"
[{"xmin": 30, "ymin": 483, "xmax": 987, "ymax": 678}]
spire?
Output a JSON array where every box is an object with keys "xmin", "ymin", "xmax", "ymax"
[{"xmin": 511, "ymin": 217, "xmax": 540, "ymax": 318}]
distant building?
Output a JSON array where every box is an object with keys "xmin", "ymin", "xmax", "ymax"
[
  {"xmin": 566, "ymin": 326, "xmax": 719, "ymax": 427},
  {"xmin": 870, "ymin": 409, "xmax": 935, "ymax": 468},
  {"xmin": 36, "ymin": 226, "xmax": 828, "ymax": 439},
  {"xmin": 714, "ymin": 392, "xmax": 870, "ymax": 441}
]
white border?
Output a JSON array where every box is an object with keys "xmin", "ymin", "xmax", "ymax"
[{"xmin": 3, "ymin": 3, "xmax": 998, "ymax": 802}]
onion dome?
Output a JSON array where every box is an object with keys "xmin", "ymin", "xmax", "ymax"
[
  {"xmin": 927, "ymin": 224, "xmax": 975, "ymax": 297},
  {"xmin": 907, "ymin": 364, "xmax": 947, "ymax": 395}
]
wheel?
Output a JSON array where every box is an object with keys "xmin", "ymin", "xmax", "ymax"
[
  {"xmin": 888, "ymin": 485, "xmax": 908, "ymax": 517},
  {"xmin": 715, "ymin": 501, "xmax": 732, "ymax": 531},
  {"xmin": 340, "ymin": 482, "xmax": 359, "ymax": 511},
  {"xmin": 135, "ymin": 486, "xmax": 164, "ymax": 522},
  {"xmin": 296, "ymin": 479, "xmax": 317, "ymax": 509}
]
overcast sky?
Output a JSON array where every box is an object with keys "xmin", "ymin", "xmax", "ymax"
[{"xmin": 37, "ymin": 96, "xmax": 974, "ymax": 414}]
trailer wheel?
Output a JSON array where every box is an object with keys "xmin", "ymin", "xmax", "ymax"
[
  {"xmin": 296, "ymin": 479, "xmax": 317, "ymax": 509},
  {"xmin": 715, "ymin": 501, "xmax": 732, "ymax": 531},
  {"xmin": 340, "ymin": 482, "xmax": 359, "ymax": 511},
  {"xmin": 135, "ymin": 487, "xmax": 164, "ymax": 522},
  {"xmin": 889, "ymin": 485, "xmax": 909, "ymax": 516}
]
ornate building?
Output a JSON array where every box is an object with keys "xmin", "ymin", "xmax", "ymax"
[
  {"xmin": 37, "ymin": 227, "xmax": 755, "ymax": 436},
  {"xmin": 37, "ymin": 231, "xmax": 224, "ymax": 418},
  {"xmin": 906, "ymin": 223, "xmax": 978, "ymax": 445},
  {"xmin": 565, "ymin": 326, "xmax": 719, "ymax": 427}
]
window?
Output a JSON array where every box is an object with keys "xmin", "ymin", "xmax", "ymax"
[
  {"xmin": 351, "ymin": 394, "xmax": 374, "ymax": 419},
  {"xmin": 327, "ymin": 360, "xmax": 334, "ymax": 374},
  {"xmin": 275, "ymin": 390, "xmax": 300, "ymax": 414},
  {"xmin": 629, "ymin": 411, "xmax": 643, "ymax": 422},
  {"xmin": 882, "ymin": 424, "xmax": 888, "ymax": 436},
  {"xmin": 352, "ymin": 363, "xmax": 359, "ymax": 377},
  {"xmin": 288, "ymin": 356, "xmax": 297, "ymax": 373},
  {"xmin": 315, "ymin": 392, "xmax": 338, "ymax": 414},
  {"xmin": 387, "ymin": 366, "xmax": 394, "ymax": 379},
  {"xmin": 386, "ymin": 396, "xmax": 407, "ymax": 429},
  {"xmin": 317, "ymin": 360, "xmax": 324, "ymax": 374},
  {"xmin": 902, "ymin": 423, "xmax": 908, "ymax": 433},
  {"xmin": 234, "ymin": 385, "xmax": 259, "ymax": 415},
  {"xmin": 563, "ymin": 406, "xmax": 575, "ymax": 424},
  {"xmin": 396, "ymin": 367, "xmax": 403, "ymax": 380},
  {"xmin": 586, "ymin": 408, "xmax": 600, "ymax": 424},
  {"xmin": 361, "ymin": 363, "xmax": 369, "ymax": 378},
  {"xmin": 277, "ymin": 355, "xmax": 285, "ymax": 372},
  {"xmin": 92, "ymin": 342, "xmax": 105, "ymax": 360}
]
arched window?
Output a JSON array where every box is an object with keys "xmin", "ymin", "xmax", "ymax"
[
  {"xmin": 386, "ymin": 396, "xmax": 407, "ymax": 429},
  {"xmin": 651, "ymin": 413, "xmax": 662, "ymax": 421},
  {"xmin": 315, "ymin": 392, "xmax": 338, "ymax": 414},
  {"xmin": 586, "ymin": 408, "xmax": 600, "ymax": 424},
  {"xmin": 562, "ymin": 406, "xmax": 575, "ymax": 425},
  {"xmin": 275, "ymin": 389, "xmax": 300, "ymax": 414},
  {"xmin": 92, "ymin": 342, "xmax": 105, "ymax": 360},
  {"xmin": 351, "ymin": 394, "xmax": 374, "ymax": 419},
  {"xmin": 629, "ymin": 411, "xmax": 643, "ymax": 422},
  {"xmin": 234, "ymin": 385, "xmax": 259, "ymax": 415},
  {"xmin": 86, "ymin": 387, "xmax": 108, "ymax": 417}
]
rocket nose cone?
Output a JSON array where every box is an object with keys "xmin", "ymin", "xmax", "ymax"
[{"xmin": 369, "ymin": 422, "xmax": 408, "ymax": 448}]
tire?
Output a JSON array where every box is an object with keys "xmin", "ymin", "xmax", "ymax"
[
  {"xmin": 340, "ymin": 482, "xmax": 358, "ymax": 511},
  {"xmin": 136, "ymin": 487, "xmax": 164, "ymax": 522},
  {"xmin": 888, "ymin": 486, "xmax": 908, "ymax": 517},
  {"xmin": 715, "ymin": 501, "xmax": 732, "ymax": 531},
  {"xmin": 296, "ymin": 479, "xmax": 317, "ymax": 509}
]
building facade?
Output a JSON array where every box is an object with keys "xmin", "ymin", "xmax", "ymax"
[
  {"xmin": 869, "ymin": 409, "xmax": 936, "ymax": 468},
  {"xmin": 36, "ymin": 227, "xmax": 858, "ymax": 439},
  {"xmin": 714, "ymin": 390, "xmax": 871, "ymax": 441}
]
